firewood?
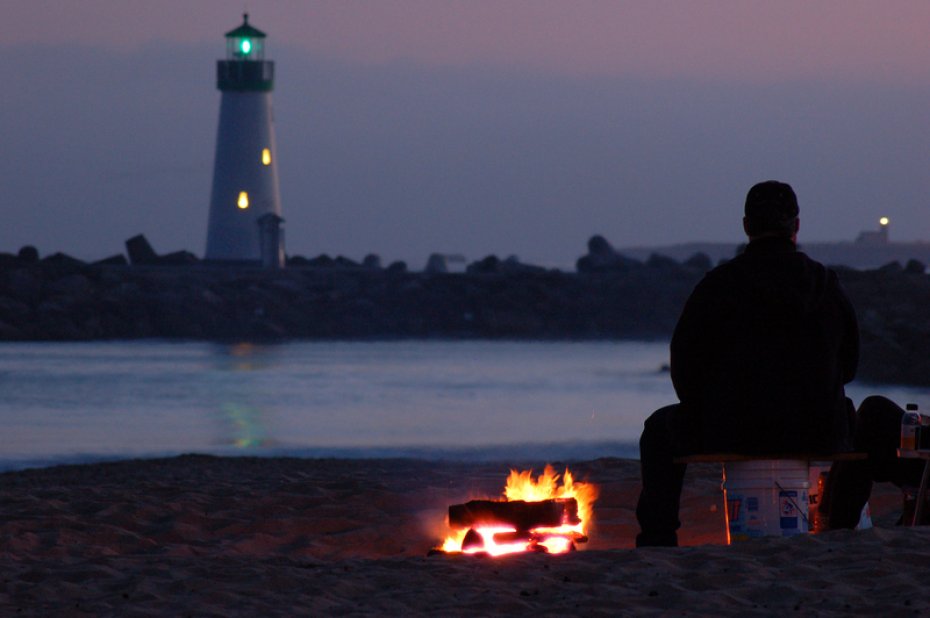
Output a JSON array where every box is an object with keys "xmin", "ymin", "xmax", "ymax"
[
  {"xmin": 534, "ymin": 531, "xmax": 588, "ymax": 544},
  {"xmin": 492, "ymin": 530, "xmax": 533, "ymax": 544},
  {"xmin": 492, "ymin": 530, "xmax": 589, "ymax": 545},
  {"xmin": 448, "ymin": 498, "xmax": 579, "ymax": 530},
  {"xmin": 461, "ymin": 528, "xmax": 483, "ymax": 550}
]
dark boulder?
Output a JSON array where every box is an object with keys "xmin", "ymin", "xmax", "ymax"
[
  {"xmin": 877, "ymin": 261, "xmax": 903, "ymax": 274},
  {"xmin": 42, "ymin": 252, "xmax": 86, "ymax": 268},
  {"xmin": 17, "ymin": 246, "xmax": 39, "ymax": 263},
  {"xmin": 286, "ymin": 255, "xmax": 311, "ymax": 266},
  {"xmin": 683, "ymin": 252, "xmax": 713, "ymax": 272},
  {"xmin": 905, "ymin": 259, "xmax": 926, "ymax": 275},
  {"xmin": 362, "ymin": 254, "xmax": 382, "ymax": 269},
  {"xmin": 425, "ymin": 254, "xmax": 448, "ymax": 274},
  {"xmin": 125, "ymin": 235, "xmax": 159, "ymax": 265},
  {"xmin": 94, "ymin": 254, "xmax": 129, "ymax": 266},
  {"xmin": 499, "ymin": 255, "xmax": 547, "ymax": 274},
  {"xmin": 159, "ymin": 251, "xmax": 199, "ymax": 265},
  {"xmin": 306, "ymin": 254, "xmax": 335, "ymax": 268},
  {"xmin": 334, "ymin": 256, "xmax": 361, "ymax": 269},
  {"xmin": 46, "ymin": 273, "xmax": 93, "ymax": 298},
  {"xmin": 646, "ymin": 253, "xmax": 679, "ymax": 270},
  {"xmin": 576, "ymin": 235, "xmax": 640, "ymax": 273},
  {"xmin": 4, "ymin": 269, "xmax": 42, "ymax": 305},
  {"xmin": 466, "ymin": 255, "xmax": 500, "ymax": 274}
]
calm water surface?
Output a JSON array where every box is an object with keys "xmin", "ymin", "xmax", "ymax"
[{"xmin": 0, "ymin": 340, "xmax": 926, "ymax": 470}]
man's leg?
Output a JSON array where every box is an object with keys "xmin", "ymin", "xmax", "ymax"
[
  {"xmin": 820, "ymin": 459, "xmax": 870, "ymax": 529},
  {"xmin": 822, "ymin": 396, "xmax": 925, "ymax": 528},
  {"xmin": 636, "ymin": 404, "xmax": 688, "ymax": 547}
]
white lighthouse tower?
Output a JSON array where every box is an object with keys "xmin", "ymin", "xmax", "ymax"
[{"xmin": 205, "ymin": 14, "xmax": 283, "ymax": 264}]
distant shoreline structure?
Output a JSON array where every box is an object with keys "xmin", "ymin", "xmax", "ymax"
[
  {"xmin": 622, "ymin": 217, "xmax": 930, "ymax": 270},
  {"xmin": 621, "ymin": 239, "xmax": 930, "ymax": 270}
]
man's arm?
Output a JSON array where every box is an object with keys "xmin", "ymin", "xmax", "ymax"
[
  {"xmin": 670, "ymin": 284, "xmax": 708, "ymax": 403},
  {"xmin": 835, "ymin": 278, "xmax": 859, "ymax": 384}
]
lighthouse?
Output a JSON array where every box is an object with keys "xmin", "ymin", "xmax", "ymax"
[{"xmin": 205, "ymin": 14, "xmax": 283, "ymax": 264}]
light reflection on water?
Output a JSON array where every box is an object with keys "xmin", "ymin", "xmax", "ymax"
[
  {"xmin": 215, "ymin": 343, "xmax": 273, "ymax": 449},
  {"xmin": 0, "ymin": 339, "xmax": 927, "ymax": 470}
]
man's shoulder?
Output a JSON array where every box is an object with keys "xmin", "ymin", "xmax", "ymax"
[
  {"xmin": 711, "ymin": 247, "xmax": 834, "ymax": 277},
  {"xmin": 694, "ymin": 256, "xmax": 742, "ymax": 287},
  {"xmin": 794, "ymin": 249, "xmax": 830, "ymax": 269},
  {"xmin": 691, "ymin": 248, "xmax": 841, "ymax": 299},
  {"xmin": 794, "ymin": 250, "xmax": 842, "ymax": 286}
]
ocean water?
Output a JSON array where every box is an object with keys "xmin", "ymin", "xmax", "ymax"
[{"xmin": 0, "ymin": 340, "xmax": 927, "ymax": 471}]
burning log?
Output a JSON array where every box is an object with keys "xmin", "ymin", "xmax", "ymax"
[
  {"xmin": 461, "ymin": 529, "xmax": 484, "ymax": 551},
  {"xmin": 435, "ymin": 465, "xmax": 597, "ymax": 557},
  {"xmin": 491, "ymin": 530, "xmax": 533, "ymax": 544},
  {"xmin": 448, "ymin": 498, "xmax": 580, "ymax": 531},
  {"xmin": 492, "ymin": 530, "xmax": 588, "ymax": 545}
]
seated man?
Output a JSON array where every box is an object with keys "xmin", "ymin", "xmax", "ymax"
[{"xmin": 635, "ymin": 180, "xmax": 859, "ymax": 547}]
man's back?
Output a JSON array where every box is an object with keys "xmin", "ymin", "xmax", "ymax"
[
  {"xmin": 670, "ymin": 237, "xmax": 858, "ymax": 454},
  {"xmin": 636, "ymin": 180, "xmax": 861, "ymax": 547}
]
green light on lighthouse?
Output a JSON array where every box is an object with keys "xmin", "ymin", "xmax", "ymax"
[{"xmin": 223, "ymin": 13, "xmax": 266, "ymax": 62}]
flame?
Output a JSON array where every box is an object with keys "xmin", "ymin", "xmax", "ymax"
[{"xmin": 439, "ymin": 465, "xmax": 598, "ymax": 556}]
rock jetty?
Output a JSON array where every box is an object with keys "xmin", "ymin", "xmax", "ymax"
[{"xmin": 1, "ymin": 237, "xmax": 929, "ymax": 386}]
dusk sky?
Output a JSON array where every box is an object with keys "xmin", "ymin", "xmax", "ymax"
[{"xmin": 4, "ymin": 1, "xmax": 930, "ymax": 267}]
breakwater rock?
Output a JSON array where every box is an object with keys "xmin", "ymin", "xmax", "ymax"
[
  {"xmin": 0, "ymin": 256, "xmax": 701, "ymax": 342},
  {"xmin": 838, "ymin": 264, "xmax": 930, "ymax": 386},
  {"xmin": 1, "ymin": 250, "xmax": 929, "ymax": 386}
]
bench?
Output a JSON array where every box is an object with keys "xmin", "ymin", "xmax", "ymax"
[{"xmin": 674, "ymin": 452, "xmax": 867, "ymax": 464}]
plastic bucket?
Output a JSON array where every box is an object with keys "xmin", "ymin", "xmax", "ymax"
[{"xmin": 723, "ymin": 460, "xmax": 810, "ymax": 543}]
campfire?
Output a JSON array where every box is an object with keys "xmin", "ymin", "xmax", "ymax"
[{"xmin": 436, "ymin": 465, "xmax": 598, "ymax": 556}]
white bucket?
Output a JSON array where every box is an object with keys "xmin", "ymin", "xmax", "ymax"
[{"xmin": 723, "ymin": 460, "xmax": 810, "ymax": 543}]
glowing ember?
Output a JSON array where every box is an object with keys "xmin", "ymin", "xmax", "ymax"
[{"xmin": 439, "ymin": 465, "xmax": 598, "ymax": 556}]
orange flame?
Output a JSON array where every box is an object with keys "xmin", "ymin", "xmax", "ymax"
[{"xmin": 440, "ymin": 465, "xmax": 598, "ymax": 556}]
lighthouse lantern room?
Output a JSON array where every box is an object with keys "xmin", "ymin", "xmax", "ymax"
[{"xmin": 205, "ymin": 14, "xmax": 283, "ymax": 262}]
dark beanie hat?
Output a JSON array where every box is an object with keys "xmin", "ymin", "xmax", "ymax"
[{"xmin": 745, "ymin": 180, "xmax": 799, "ymax": 222}]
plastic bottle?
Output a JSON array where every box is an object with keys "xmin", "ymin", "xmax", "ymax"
[
  {"xmin": 901, "ymin": 403, "xmax": 920, "ymax": 452},
  {"xmin": 919, "ymin": 404, "xmax": 930, "ymax": 451}
]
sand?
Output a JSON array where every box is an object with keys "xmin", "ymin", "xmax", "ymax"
[{"xmin": 1, "ymin": 454, "xmax": 928, "ymax": 616}]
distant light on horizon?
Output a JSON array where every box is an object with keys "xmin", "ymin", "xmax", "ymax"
[{"xmin": 880, "ymin": 216, "xmax": 890, "ymax": 227}]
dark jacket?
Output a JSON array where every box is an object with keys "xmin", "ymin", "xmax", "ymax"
[{"xmin": 670, "ymin": 237, "xmax": 858, "ymax": 454}]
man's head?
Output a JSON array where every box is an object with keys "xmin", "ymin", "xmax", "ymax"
[{"xmin": 743, "ymin": 180, "xmax": 800, "ymax": 241}]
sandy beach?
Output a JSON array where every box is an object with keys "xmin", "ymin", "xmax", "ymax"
[{"xmin": 1, "ymin": 454, "xmax": 928, "ymax": 616}]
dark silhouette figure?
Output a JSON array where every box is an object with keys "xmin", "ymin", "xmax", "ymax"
[{"xmin": 635, "ymin": 180, "xmax": 860, "ymax": 547}]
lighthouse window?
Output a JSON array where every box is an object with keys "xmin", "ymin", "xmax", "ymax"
[
  {"xmin": 262, "ymin": 148, "xmax": 272, "ymax": 166},
  {"xmin": 237, "ymin": 191, "xmax": 250, "ymax": 209}
]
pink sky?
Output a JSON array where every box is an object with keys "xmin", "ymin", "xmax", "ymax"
[
  {"xmin": 4, "ymin": 1, "xmax": 930, "ymax": 262},
  {"xmin": 7, "ymin": 1, "xmax": 930, "ymax": 82}
]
